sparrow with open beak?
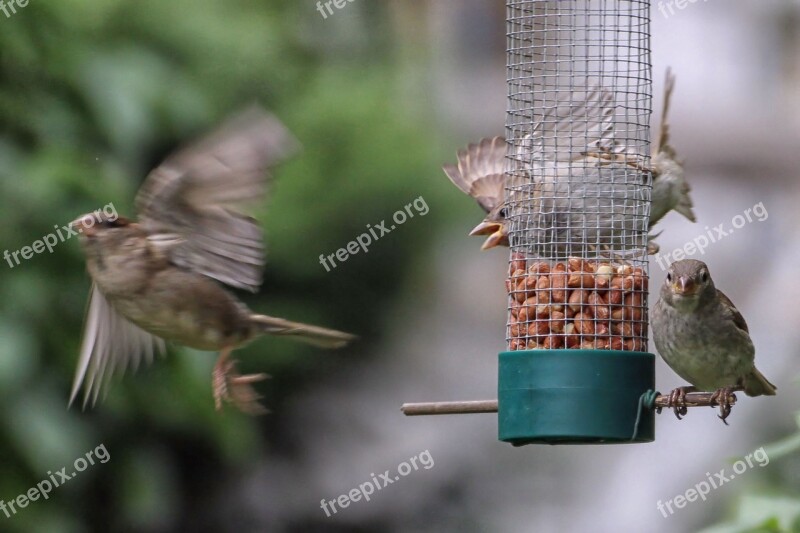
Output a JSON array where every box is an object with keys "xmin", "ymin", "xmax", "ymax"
[
  {"xmin": 444, "ymin": 87, "xmax": 643, "ymax": 255},
  {"xmin": 70, "ymin": 108, "xmax": 355, "ymax": 414},
  {"xmin": 443, "ymin": 86, "xmax": 616, "ymax": 250},
  {"xmin": 443, "ymin": 70, "xmax": 696, "ymax": 253},
  {"xmin": 652, "ymin": 259, "xmax": 776, "ymax": 423},
  {"xmin": 442, "ymin": 136, "xmax": 509, "ymax": 250}
]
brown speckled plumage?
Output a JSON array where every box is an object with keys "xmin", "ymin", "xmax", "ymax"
[
  {"xmin": 70, "ymin": 108, "xmax": 355, "ymax": 414},
  {"xmin": 652, "ymin": 259, "xmax": 776, "ymax": 398}
]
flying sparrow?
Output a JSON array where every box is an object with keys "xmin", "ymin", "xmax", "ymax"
[
  {"xmin": 443, "ymin": 86, "xmax": 617, "ymax": 251},
  {"xmin": 70, "ymin": 108, "xmax": 356, "ymax": 414},
  {"xmin": 442, "ymin": 136, "xmax": 509, "ymax": 250},
  {"xmin": 443, "ymin": 70, "xmax": 695, "ymax": 254},
  {"xmin": 652, "ymin": 259, "xmax": 776, "ymax": 423}
]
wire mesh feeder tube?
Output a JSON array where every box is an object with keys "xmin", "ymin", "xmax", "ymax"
[{"xmin": 499, "ymin": 0, "xmax": 655, "ymax": 445}]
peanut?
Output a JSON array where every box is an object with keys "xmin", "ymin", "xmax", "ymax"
[
  {"xmin": 530, "ymin": 319, "xmax": 550, "ymax": 337},
  {"xmin": 587, "ymin": 291, "xmax": 610, "ymax": 320},
  {"xmin": 568, "ymin": 289, "xmax": 589, "ymax": 312},
  {"xmin": 574, "ymin": 312, "xmax": 595, "ymax": 335},
  {"xmin": 543, "ymin": 335, "xmax": 564, "ymax": 349},
  {"xmin": 565, "ymin": 323, "xmax": 580, "ymax": 348},
  {"xmin": 550, "ymin": 271, "xmax": 568, "ymax": 303},
  {"xmin": 623, "ymin": 293, "xmax": 643, "ymax": 321},
  {"xmin": 594, "ymin": 264, "xmax": 614, "ymax": 289},
  {"xmin": 509, "ymin": 253, "xmax": 527, "ymax": 276},
  {"xmin": 528, "ymin": 261, "xmax": 550, "ymax": 275},
  {"xmin": 610, "ymin": 337, "xmax": 625, "ymax": 351},
  {"xmin": 549, "ymin": 310, "xmax": 566, "ymax": 334},
  {"xmin": 567, "ymin": 271, "xmax": 595, "ymax": 289}
]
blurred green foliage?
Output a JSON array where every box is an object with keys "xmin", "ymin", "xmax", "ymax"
[
  {"xmin": 0, "ymin": 1, "xmax": 448, "ymax": 531},
  {"xmin": 701, "ymin": 412, "xmax": 800, "ymax": 533}
]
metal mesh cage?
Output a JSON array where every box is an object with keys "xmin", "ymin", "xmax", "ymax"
[{"xmin": 505, "ymin": 0, "xmax": 652, "ymax": 352}]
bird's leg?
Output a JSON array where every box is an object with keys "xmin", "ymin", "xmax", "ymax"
[
  {"xmin": 212, "ymin": 347, "xmax": 270, "ymax": 415},
  {"xmin": 665, "ymin": 386, "xmax": 696, "ymax": 420},
  {"xmin": 709, "ymin": 386, "xmax": 741, "ymax": 425}
]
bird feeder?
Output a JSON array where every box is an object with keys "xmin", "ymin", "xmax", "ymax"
[
  {"xmin": 499, "ymin": 0, "xmax": 656, "ymax": 444},
  {"xmin": 402, "ymin": 0, "xmax": 735, "ymax": 445}
]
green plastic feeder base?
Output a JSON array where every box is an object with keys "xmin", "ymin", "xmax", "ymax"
[{"xmin": 498, "ymin": 349, "xmax": 655, "ymax": 445}]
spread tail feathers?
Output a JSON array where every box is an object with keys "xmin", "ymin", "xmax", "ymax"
[
  {"xmin": 250, "ymin": 315, "xmax": 356, "ymax": 348},
  {"xmin": 744, "ymin": 367, "xmax": 777, "ymax": 397}
]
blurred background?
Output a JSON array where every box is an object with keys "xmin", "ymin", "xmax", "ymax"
[{"xmin": 0, "ymin": 0, "xmax": 799, "ymax": 531}]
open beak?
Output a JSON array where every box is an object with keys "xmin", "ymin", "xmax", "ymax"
[
  {"xmin": 469, "ymin": 221, "xmax": 499, "ymax": 237},
  {"xmin": 673, "ymin": 276, "xmax": 696, "ymax": 296},
  {"xmin": 469, "ymin": 221, "xmax": 507, "ymax": 250}
]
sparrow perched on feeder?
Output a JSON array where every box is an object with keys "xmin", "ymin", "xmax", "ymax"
[
  {"xmin": 652, "ymin": 259, "xmax": 776, "ymax": 423},
  {"xmin": 69, "ymin": 108, "xmax": 356, "ymax": 414},
  {"xmin": 443, "ymin": 70, "xmax": 695, "ymax": 252}
]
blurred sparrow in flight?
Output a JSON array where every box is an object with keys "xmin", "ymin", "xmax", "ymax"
[
  {"xmin": 652, "ymin": 259, "xmax": 775, "ymax": 423},
  {"xmin": 70, "ymin": 108, "xmax": 355, "ymax": 414}
]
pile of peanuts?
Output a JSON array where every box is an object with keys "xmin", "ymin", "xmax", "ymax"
[{"xmin": 506, "ymin": 253, "xmax": 648, "ymax": 351}]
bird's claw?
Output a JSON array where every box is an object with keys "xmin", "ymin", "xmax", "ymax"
[
  {"xmin": 665, "ymin": 387, "xmax": 690, "ymax": 420},
  {"xmin": 213, "ymin": 358, "xmax": 270, "ymax": 415},
  {"xmin": 709, "ymin": 387, "xmax": 737, "ymax": 425}
]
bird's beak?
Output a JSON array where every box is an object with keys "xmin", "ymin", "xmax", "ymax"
[
  {"xmin": 469, "ymin": 221, "xmax": 506, "ymax": 250},
  {"xmin": 469, "ymin": 221, "xmax": 499, "ymax": 237},
  {"xmin": 673, "ymin": 276, "xmax": 696, "ymax": 296}
]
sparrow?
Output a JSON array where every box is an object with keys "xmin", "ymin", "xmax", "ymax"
[
  {"xmin": 445, "ymin": 88, "xmax": 643, "ymax": 257},
  {"xmin": 443, "ymin": 86, "xmax": 616, "ymax": 252},
  {"xmin": 70, "ymin": 108, "xmax": 356, "ymax": 415},
  {"xmin": 443, "ymin": 70, "xmax": 695, "ymax": 253},
  {"xmin": 442, "ymin": 136, "xmax": 509, "ymax": 250},
  {"xmin": 652, "ymin": 259, "xmax": 776, "ymax": 423}
]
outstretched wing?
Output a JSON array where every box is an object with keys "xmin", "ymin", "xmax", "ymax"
[
  {"xmin": 442, "ymin": 136, "xmax": 507, "ymax": 213},
  {"xmin": 135, "ymin": 107, "xmax": 298, "ymax": 292},
  {"xmin": 70, "ymin": 284, "xmax": 166, "ymax": 408},
  {"xmin": 527, "ymin": 85, "xmax": 616, "ymax": 162}
]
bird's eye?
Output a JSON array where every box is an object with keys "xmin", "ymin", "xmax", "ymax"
[
  {"xmin": 701, "ymin": 271, "xmax": 709, "ymax": 283},
  {"xmin": 666, "ymin": 272, "xmax": 672, "ymax": 283},
  {"xmin": 499, "ymin": 207, "xmax": 508, "ymax": 218}
]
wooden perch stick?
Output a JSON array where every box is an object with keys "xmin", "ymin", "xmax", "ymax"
[
  {"xmin": 400, "ymin": 392, "xmax": 736, "ymax": 416},
  {"xmin": 653, "ymin": 391, "xmax": 737, "ymax": 410},
  {"xmin": 401, "ymin": 400, "xmax": 499, "ymax": 416}
]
